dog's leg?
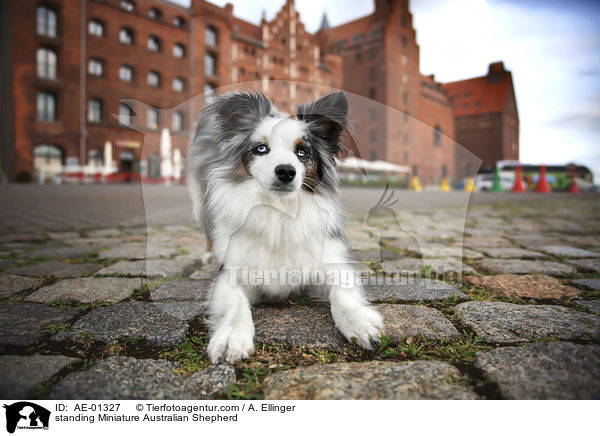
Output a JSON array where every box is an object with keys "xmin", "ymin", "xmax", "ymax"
[
  {"xmin": 206, "ymin": 271, "xmax": 255, "ymax": 363},
  {"xmin": 202, "ymin": 239, "xmax": 215, "ymax": 265},
  {"xmin": 329, "ymin": 282, "xmax": 384, "ymax": 349}
]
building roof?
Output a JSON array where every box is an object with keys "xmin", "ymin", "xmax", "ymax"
[
  {"xmin": 319, "ymin": 13, "xmax": 331, "ymax": 31},
  {"xmin": 441, "ymin": 62, "xmax": 512, "ymax": 117}
]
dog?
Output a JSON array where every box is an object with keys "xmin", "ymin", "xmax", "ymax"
[{"xmin": 187, "ymin": 90, "xmax": 384, "ymax": 363}]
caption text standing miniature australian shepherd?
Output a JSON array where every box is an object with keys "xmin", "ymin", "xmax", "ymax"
[{"xmin": 188, "ymin": 91, "xmax": 384, "ymax": 363}]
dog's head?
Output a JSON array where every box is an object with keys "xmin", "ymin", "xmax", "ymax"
[{"xmin": 209, "ymin": 91, "xmax": 348, "ymax": 194}]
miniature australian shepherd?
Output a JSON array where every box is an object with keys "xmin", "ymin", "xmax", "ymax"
[{"xmin": 188, "ymin": 91, "xmax": 384, "ymax": 363}]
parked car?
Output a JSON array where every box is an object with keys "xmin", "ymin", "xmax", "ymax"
[{"xmin": 474, "ymin": 173, "xmax": 514, "ymax": 192}]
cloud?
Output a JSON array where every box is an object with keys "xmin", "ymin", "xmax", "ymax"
[{"xmin": 549, "ymin": 107, "xmax": 600, "ymax": 131}]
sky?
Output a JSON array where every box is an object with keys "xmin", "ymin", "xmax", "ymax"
[{"xmin": 170, "ymin": 0, "xmax": 600, "ymax": 180}]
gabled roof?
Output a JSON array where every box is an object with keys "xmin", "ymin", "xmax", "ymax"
[{"xmin": 441, "ymin": 62, "xmax": 513, "ymax": 117}]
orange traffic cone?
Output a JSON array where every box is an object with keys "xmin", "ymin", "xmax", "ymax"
[
  {"xmin": 569, "ymin": 164, "xmax": 579, "ymax": 194},
  {"xmin": 535, "ymin": 165, "xmax": 551, "ymax": 193},
  {"xmin": 511, "ymin": 165, "xmax": 526, "ymax": 193}
]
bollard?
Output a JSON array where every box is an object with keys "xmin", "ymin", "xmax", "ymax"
[
  {"xmin": 535, "ymin": 165, "xmax": 551, "ymax": 193},
  {"xmin": 464, "ymin": 177, "xmax": 475, "ymax": 192},
  {"xmin": 440, "ymin": 177, "xmax": 451, "ymax": 192},
  {"xmin": 511, "ymin": 165, "xmax": 526, "ymax": 193},
  {"xmin": 411, "ymin": 176, "xmax": 422, "ymax": 192},
  {"xmin": 569, "ymin": 164, "xmax": 579, "ymax": 194},
  {"xmin": 491, "ymin": 165, "xmax": 503, "ymax": 192}
]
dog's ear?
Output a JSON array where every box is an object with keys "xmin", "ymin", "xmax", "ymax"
[
  {"xmin": 296, "ymin": 92, "xmax": 348, "ymax": 154},
  {"xmin": 214, "ymin": 92, "xmax": 273, "ymax": 144}
]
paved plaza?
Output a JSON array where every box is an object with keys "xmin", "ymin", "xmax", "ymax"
[{"xmin": 0, "ymin": 186, "xmax": 599, "ymax": 399}]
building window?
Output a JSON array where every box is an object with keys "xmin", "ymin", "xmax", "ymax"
[
  {"xmin": 369, "ymin": 28, "xmax": 382, "ymax": 38},
  {"xmin": 403, "ymin": 132, "xmax": 409, "ymax": 143},
  {"xmin": 204, "ymin": 83, "xmax": 215, "ymax": 103},
  {"xmin": 173, "ymin": 77, "xmax": 184, "ymax": 92},
  {"xmin": 119, "ymin": 65, "xmax": 133, "ymax": 82},
  {"xmin": 88, "ymin": 58, "xmax": 103, "ymax": 76},
  {"xmin": 119, "ymin": 28, "xmax": 134, "ymax": 45},
  {"xmin": 147, "ymin": 107, "xmax": 159, "ymax": 130},
  {"xmin": 37, "ymin": 92, "xmax": 56, "ymax": 122},
  {"xmin": 368, "ymin": 87, "xmax": 375, "ymax": 99},
  {"xmin": 402, "ymin": 15, "xmax": 408, "ymax": 28},
  {"xmin": 174, "ymin": 16, "xmax": 185, "ymax": 28},
  {"xmin": 36, "ymin": 48, "xmax": 57, "ymax": 79},
  {"xmin": 434, "ymin": 125, "xmax": 442, "ymax": 146},
  {"xmin": 401, "ymin": 74, "xmax": 408, "ymax": 84},
  {"xmin": 403, "ymin": 92, "xmax": 408, "ymax": 104},
  {"xmin": 173, "ymin": 43, "xmax": 185, "ymax": 58},
  {"xmin": 205, "ymin": 53, "xmax": 216, "ymax": 77},
  {"xmin": 120, "ymin": 1, "xmax": 135, "ymax": 12},
  {"xmin": 147, "ymin": 71, "xmax": 160, "ymax": 87},
  {"xmin": 412, "ymin": 165, "xmax": 418, "ymax": 177},
  {"xmin": 401, "ymin": 54, "xmax": 408, "ymax": 66},
  {"xmin": 442, "ymin": 164, "xmax": 447, "ymax": 178},
  {"xmin": 403, "ymin": 151, "xmax": 408, "ymax": 163},
  {"xmin": 88, "ymin": 19, "xmax": 104, "ymax": 37},
  {"xmin": 148, "ymin": 8, "xmax": 161, "ymax": 20},
  {"xmin": 37, "ymin": 6, "xmax": 57, "ymax": 38},
  {"xmin": 88, "ymin": 99, "xmax": 102, "ymax": 122},
  {"xmin": 369, "ymin": 130, "xmax": 376, "ymax": 142},
  {"xmin": 370, "ymin": 150, "xmax": 377, "ymax": 160},
  {"xmin": 368, "ymin": 48, "xmax": 376, "ymax": 60},
  {"xmin": 172, "ymin": 111, "xmax": 184, "ymax": 132},
  {"xmin": 402, "ymin": 35, "xmax": 408, "ymax": 47},
  {"xmin": 148, "ymin": 36, "xmax": 161, "ymax": 52},
  {"xmin": 352, "ymin": 33, "xmax": 365, "ymax": 43},
  {"xmin": 206, "ymin": 27, "xmax": 217, "ymax": 46},
  {"xmin": 119, "ymin": 103, "xmax": 133, "ymax": 126},
  {"xmin": 369, "ymin": 67, "xmax": 375, "ymax": 79},
  {"xmin": 370, "ymin": 108, "xmax": 376, "ymax": 121}
]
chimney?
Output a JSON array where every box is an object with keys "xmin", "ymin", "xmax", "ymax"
[{"xmin": 487, "ymin": 61, "xmax": 506, "ymax": 83}]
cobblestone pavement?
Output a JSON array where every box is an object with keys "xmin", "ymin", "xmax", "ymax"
[{"xmin": 0, "ymin": 195, "xmax": 599, "ymax": 399}]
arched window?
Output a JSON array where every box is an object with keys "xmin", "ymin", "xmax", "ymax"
[
  {"xmin": 119, "ymin": 103, "xmax": 133, "ymax": 126},
  {"xmin": 34, "ymin": 144, "xmax": 63, "ymax": 183},
  {"xmin": 119, "ymin": 65, "xmax": 133, "ymax": 82},
  {"xmin": 37, "ymin": 6, "xmax": 57, "ymax": 38},
  {"xmin": 173, "ymin": 16, "xmax": 185, "ymax": 28},
  {"xmin": 119, "ymin": 27, "xmax": 134, "ymax": 45},
  {"xmin": 205, "ymin": 53, "xmax": 216, "ymax": 77},
  {"xmin": 147, "ymin": 36, "xmax": 161, "ymax": 52},
  {"xmin": 434, "ymin": 125, "xmax": 442, "ymax": 146},
  {"xmin": 88, "ymin": 99, "xmax": 102, "ymax": 122},
  {"xmin": 172, "ymin": 111, "xmax": 184, "ymax": 132},
  {"xmin": 148, "ymin": 8, "xmax": 161, "ymax": 20},
  {"xmin": 37, "ymin": 92, "xmax": 56, "ymax": 122},
  {"xmin": 147, "ymin": 107, "xmax": 159, "ymax": 129},
  {"xmin": 88, "ymin": 58, "xmax": 104, "ymax": 76},
  {"xmin": 204, "ymin": 83, "xmax": 215, "ymax": 103},
  {"xmin": 36, "ymin": 47, "xmax": 57, "ymax": 79},
  {"xmin": 88, "ymin": 19, "xmax": 104, "ymax": 37},
  {"xmin": 88, "ymin": 149, "xmax": 103, "ymax": 168},
  {"xmin": 120, "ymin": 1, "xmax": 135, "ymax": 12},
  {"xmin": 173, "ymin": 43, "xmax": 185, "ymax": 58},
  {"xmin": 205, "ymin": 27, "xmax": 217, "ymax": 46}
]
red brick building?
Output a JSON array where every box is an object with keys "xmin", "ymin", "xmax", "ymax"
[
  {"xmin": 442, "ymin": 61, "xmax": 520, "ymax": 178},
  {"xmin": 0, "ymin": 0, "xmax": 517, "ymax": 186}
]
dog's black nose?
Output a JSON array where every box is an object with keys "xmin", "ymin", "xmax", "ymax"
[{"xmin": 275, "ymin": 164, "xmax": 296, "ymax": 183}]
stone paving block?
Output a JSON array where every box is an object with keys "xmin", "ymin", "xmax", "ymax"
[
  {"xmin": 190, "ymin": 263, "xmax": 221, "ymax": 280},
  {"xmin": 0, "ymin": 233, "xmax": 44, "ymax": 244},
  {"xmin": 349, "ymin": 249, "xmax": 403, "ymax": 263},
  {"xmin": 565, "ymin": 258, "xmax": 600, "ymax": 274},
  {"xmin": 0, "ymin": 274, "xmax": 43, "ymax": 298},
  {"xmin": 537, "ymin": 245, "xmax": 600, "ymax": 258},
  {"xmin": 465, "ymin": 274, "xmax": 581, "ymax": 300},
  {"xmin": 87, "ymin": 228, "xmax": 121, "ymax": 238},
  {"xmin": 560, "ymin": 235, "xmax": 600, "ymax": 247},
  {"xmin": 462, "ymin": 248, "xmax": 485, "ymax": 259},
  {"xmin": 378, "ymin": 304, "xmax": 460, "ymax": 343},
  {"xmin": 253, "ymin": 306, "xmax": 344, "ymax": 351},
  {"xmin": 9, "ymin": 261, "xmax": 101, "ymax": 278},
  {"xmin": 98, "ymin": 243, "xmax": 177, "ymax": 260},
  {"xmin": 454, "ymin": 301, "xmax": 600, "ymax": 343},
  {"xmin": 464, "ymin": 236, "xmax": 514, "ymax": 248},
  {"xmin": 47, "ymin": 231, "xmax": 80, "ymax": 240},
  {"xmin": 364, "ymin": 278, "xmax": 467, "ymax": 303},
  {"xmin": 19, "ymin": 244, "xmax": 95, "ymax": 260},
  {"xmin": 0, "ymin": 355, "xmax": 77, "ymax": 399},
  {"xmin": 0, "ymin": 259, "xmax": 18, "ymax": 270},
  {"xmin": 475, "ymin": 259, "xmax": 576, "ymax": 276},
  {"xmin": 572, "ymin": 279, "xmax": 600, "ymax": 291},
  {"xmin": 262, "ymin": 361, "xmax": 478, "ymax": 400},
  {"xmin": 349, "ymin": 239, "xmax": 381, "ymax": 251},
  {"xmin": 96, "ymin": 259, "xmax": 192, "ymax": 278},
  {"xmin": 48, "ymin": 356, "xmax": 234, "ymax": 400},
  {"xmin": 51, "ymin": 302, "xmax": 205, "ymax": 348},
  {"xmin": 474, "ymin": 342, "xmax": 600, "ymax": 399},
  {"xmin": 479, "ymin": 247, "xmax": 546, "ymax": 259},
  {"xmin": 420, "ymin": 245, "xmax": 463, "ymax": 258},
  {"xmin": 24, "ymin": 277, "xmax": 140, "ymax": 304},
  {"xmin": 0, "ymin": 303, "xmax": 78, "ymax": 347},
  {"xmin": 150, "ymin": 280, "xmax": 212, "ymax": 302},
  {"xmin": 380, "ymin": 259, "xmax": 423, "ymax": 275},
  {"xmin": 424, "ymin": 258, "xmax": 476, "ymax": 275},
  {"xmin": 575, "ymin": 300, "xmax": 600, "ymax": 315}
]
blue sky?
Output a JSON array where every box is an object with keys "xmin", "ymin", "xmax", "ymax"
[{"xmin": 171, "ymin": 0, "xmax": 600, "ymax": 179}]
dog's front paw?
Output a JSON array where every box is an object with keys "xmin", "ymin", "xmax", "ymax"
[
  {"xmin": 207, "ymin": 327, "xmax": 255, "ymax": 364},
  {"xmin": 202, "ymin": 251, "xmax": 215, "ymax": 265},
  {"xmin": 336, "ymin": 305, "xmax": 384, "ymax": 350}
]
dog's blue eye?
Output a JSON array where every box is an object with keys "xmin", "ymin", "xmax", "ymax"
[
  {"xmin": 295, "ymin": 146, "xmax": 308, "ymax": 158},
  {"xmin": 253, "ymin": 144, "xmax": 269, "ymax": 154}
]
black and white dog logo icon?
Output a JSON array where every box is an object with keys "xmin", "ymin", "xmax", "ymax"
[{"xmin": 3, "ymin": 402, "xmax": 50, "ymax": 434}]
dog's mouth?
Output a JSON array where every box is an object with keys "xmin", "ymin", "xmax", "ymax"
[{"xmin": 270, "ymin": 182, "xmax": 296, "ymax": 193}]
